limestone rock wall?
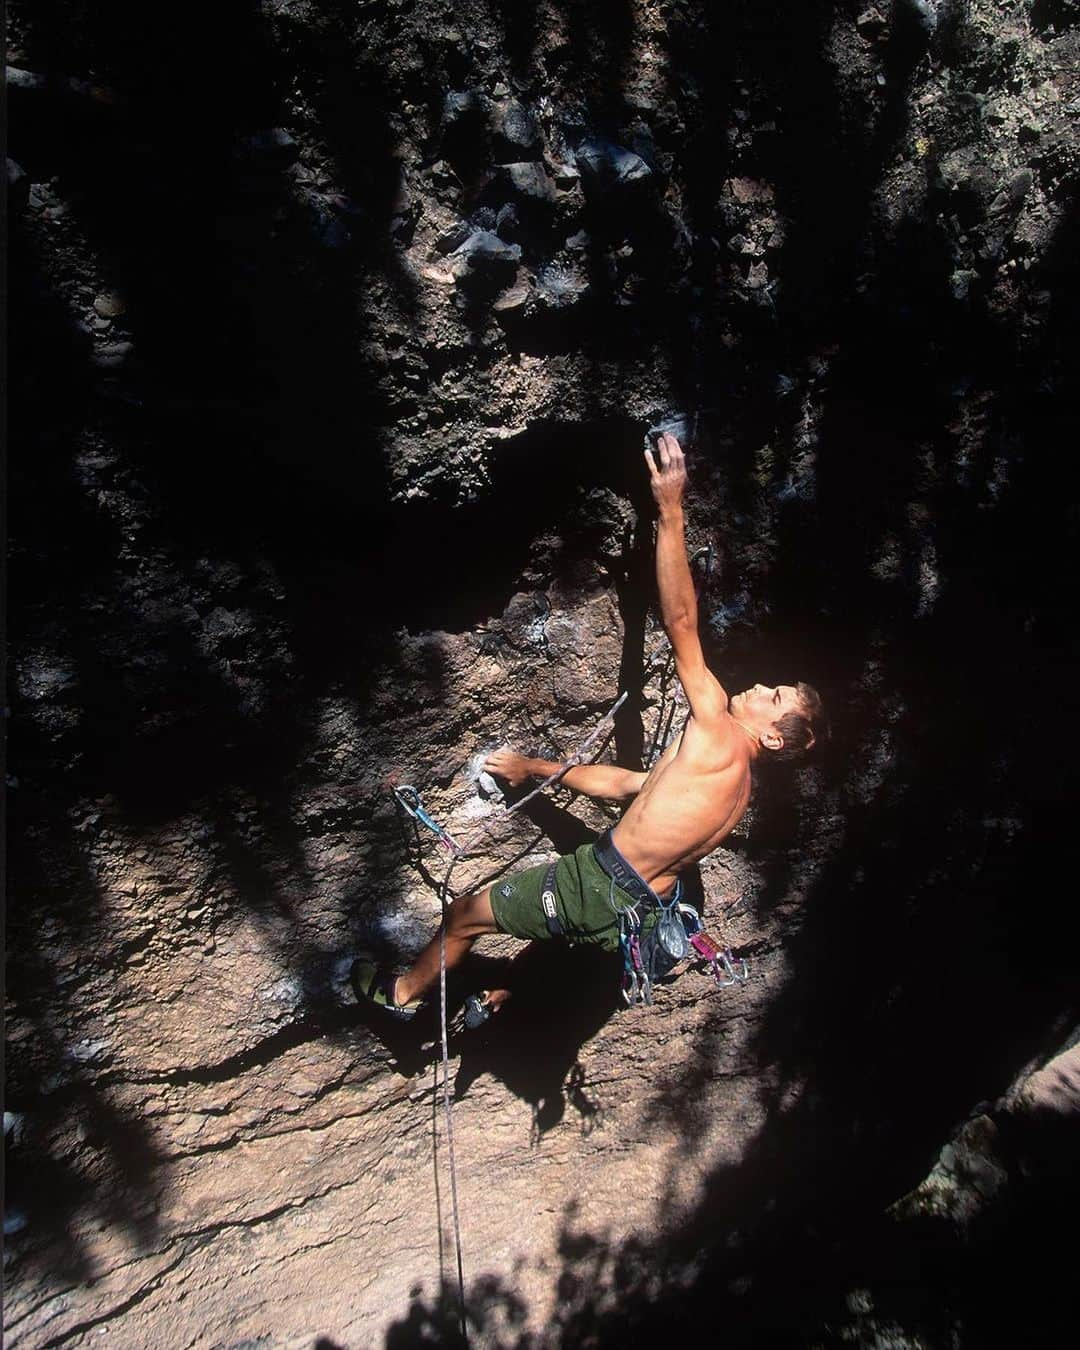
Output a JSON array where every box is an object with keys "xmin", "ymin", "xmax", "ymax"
[{"xmin": 6, "ymin": 2, "xmax": 1078, "ymax": 1345}]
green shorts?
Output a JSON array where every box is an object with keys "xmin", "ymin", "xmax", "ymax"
[{"xmin": 489, "ymin": 840, "xmax": 650, "ymax": 954}]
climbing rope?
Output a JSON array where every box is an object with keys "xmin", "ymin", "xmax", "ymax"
[{"xmin": 406, "ymin": 689, "xmax": 629, "ymax": 1344}]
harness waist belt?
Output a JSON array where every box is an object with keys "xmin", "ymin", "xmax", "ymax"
[
  {"xmin": 592, "ymin": 829, "xmax": 667, "ymax": 910},
  {"xmin": 540, "ymin": 860, "xmax": 563, "ymax": 937}
]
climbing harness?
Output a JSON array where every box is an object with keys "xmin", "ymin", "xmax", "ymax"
[
  {"xmin": 617, "ymin": 894, "xmax": 749, "ymax": 1004},
  {"xmin": 392, "ymin": 784, "xmax": 462, "ymax": 854},
  {"xmin": 592, "ymin": 824, "xmax": 749, "ymax": 1004},
  {"xmin": 540, "ymin": 860, "xmax": 562, "ymax": 937}
]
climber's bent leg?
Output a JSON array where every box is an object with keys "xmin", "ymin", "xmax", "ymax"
[{"xmin": 393, "ymin": 889, "xmax": 498, "ymax": 1006}]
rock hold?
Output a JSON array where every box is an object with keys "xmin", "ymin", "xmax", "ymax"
[
  {"xmin": 856, "ymin": 7, "xmax": 887, "ymax": 35},
  {"xmin": 93, "ymin": 291, "xmax": 127, "ymax": 319},
  {"xmin": 442, "ymin": 89, "xmax": 487, "ymax": 127},
  {"xmin": 92, "ymin": 341, "xmax": 135, "ymax": 370},
  {"xmin": 451, "ymin": 230, "xmax": 522, "ymax": 283},
  {"xmin": 575, "ymin": 139, "xmax": 653, "ymax": 193},
  {"xmin": 435, "ymin": 220, "xmax": 472, "ymax": 254},
  {"xmin": 496, "ymin": 202, "xmax": 520, "ymax": 239},
  {"xmin": 645, "ymin": 413, "xmax": 695, "ymax": 452},
  {"xmin": 493, "ymin": 271, "xmax": 532, "ymax": 315},
  {"xmin": 492, "ymin": 99, "xmax": 541, "ymax": 161},
  {"xmin": 503, "ymin": 161, "xmax": 556, "ymax": 202}
]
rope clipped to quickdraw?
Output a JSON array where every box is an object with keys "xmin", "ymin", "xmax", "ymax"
[{"xmin": 397, "ymin": 688, "xmax": 629, "ymax": 1346}]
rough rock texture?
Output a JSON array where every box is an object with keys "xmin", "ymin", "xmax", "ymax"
[{"xmin": 6, "ymin": 1, "xmax": 1078, "ymax": 1345}]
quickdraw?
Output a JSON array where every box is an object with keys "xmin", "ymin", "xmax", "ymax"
[
  {"xmin": 619, "ymin": 906, "xmax": 653, "ymax": 1007},
  {"xmin": 688, "ymin": 928, "xmax": 750, "ymax": 989},
  {"xmin": 392, "ymin": 784, "xmax": 461, "ymax": 855}
]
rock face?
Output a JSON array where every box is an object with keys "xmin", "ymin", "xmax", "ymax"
[{"xmin": 5, "ymin": 1, "xmax": 1078, "ymax": 1346}]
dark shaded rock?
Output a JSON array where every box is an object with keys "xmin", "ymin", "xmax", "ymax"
[
  {"xmin": 492, "ymin": 272, "xmax": 532, "ymax": 316},
  {"xmin": 1030, "ymin": 0, "xmax": 1080, "ymax": 34},
  {"xmin": 435, "ymin": 220, "xmax": 472, "ymax": 254},
  {"xmin": 451, "ymin": 229, "xmax": 522, "ymax": 283},
  {"xmin": 988, "ymin": 169, "xmax": 1033, "ymax": 216},
  {"xmin": 495, "ymin": 202, "xmax": 520, "ymax": 239},
  {"xmin": 503, "ymin": 161, "xmax": 556, "ymax": 202},
  {"xmin": 237, "ymin": 128, "xmax": 298, "ymax": 165},
  {"xmin": 443, "ymin": 89, "xmax": 487, "ymax": 126},
  {"xmin": 855, "ymin": 7, "xmax": 887, "ymax": 36},
  {"xmin": 91, "ymin": 341, "xmax": 135, "ymax": 369},
  {"xmin": 897, "ymin": 0, "xmax": 940, "ymax": 37},
  {"xmin": 492, "ymin": 99, "xmax": 541, "ymax": 162},
  {"xmin": 441, "ymin": 89, "xmax": 490, "ymax": 171},
  {"xmin": 575, "ymin": 139, "xmax": 653, "ymax": 193},
  {"xmin": 93, "ymin": 291, "xmax": 126, "ymax": 319},
  {"xmin": 940, "ymin": 156, "xmax": 1000, "ymax": 222},
  {"xmin": 7, "ymin": 157, "xmax": 29, "ymax": 212}
]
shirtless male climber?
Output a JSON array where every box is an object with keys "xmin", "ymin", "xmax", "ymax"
[{"xmin": 352, "ymin": 433, "xmax": 823, "ymax": 1018}]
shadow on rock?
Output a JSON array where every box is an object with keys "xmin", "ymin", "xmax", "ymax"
[{"xmin": 454, "ymin": 942, "xmax": 622, "ymax": 1136}]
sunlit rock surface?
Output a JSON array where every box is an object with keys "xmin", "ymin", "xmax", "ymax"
[{"xmin": 6, "ymin": 1, "xmax": 1077, "ymax": 1345}]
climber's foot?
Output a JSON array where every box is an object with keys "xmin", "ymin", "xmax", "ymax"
[{"xmin": 350, "ymin": 953, "xmax": 423, "ymax": 1020}]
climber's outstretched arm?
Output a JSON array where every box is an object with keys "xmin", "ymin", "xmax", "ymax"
[
  {"xmin": 485, "ymin": 749, "xmax": 646, "ymax": 802},
  {"xmin": 646, "ymin": 433, "xmax": 729, "ymax": 727}
]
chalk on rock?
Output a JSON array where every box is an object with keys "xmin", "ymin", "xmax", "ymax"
[
  {"xmin": 535, "ymin": 261, "xmax": 588, "ymax": 309},
  {"xmin": 898, "ymin": 0, "xmax": 939, "ymax": 36},
  {"xmin": 477, "ymin": 771, "xmax": 504, "ymax": 804},
  {"xmin": 645, "ymin": 412, "xmax": 694, "ymax": 452},
  {"xmin": 468, "ymin": 748, "xmax": 506, "ymax": 804}
]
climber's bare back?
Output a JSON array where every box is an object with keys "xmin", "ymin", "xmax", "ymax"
[{"xmin": 612, "ymin": 708, "xmax": 752, "ymax": 894}]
